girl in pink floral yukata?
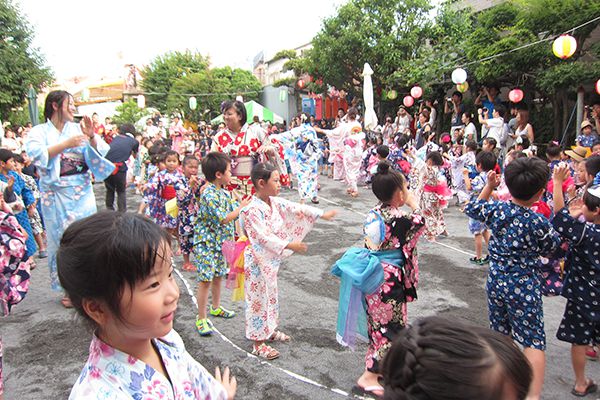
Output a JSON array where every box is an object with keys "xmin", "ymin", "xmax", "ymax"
[
  {"xmin": 335, "ymin": 162, "xmax": 425, "ymax": 399},
  {"xmin": 57, "ymin": 212, "xmax": 236, "ymax": 400},
  {"xmin": 240, "ymin": 163, "xmax": 337, "ymax": 360}
]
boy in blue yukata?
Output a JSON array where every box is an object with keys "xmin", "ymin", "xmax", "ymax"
[{"xmin": 465, "ymin": 157, "xmax": 561, "ymax": 400}]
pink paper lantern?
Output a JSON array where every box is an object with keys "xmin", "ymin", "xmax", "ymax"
[
  {"xmin": 403, "ymin": 95, "xmax": 414, "ymax": 108},
  {"xmin": 297, "ymin": 79, "xmax": 305, "ymax": 89},
  {"xmin": 509, "ymin": 88, "xmax": 524, "ymax": 103},
  {"xmin": 410, "ymin": 86, "xmax": 423, "ymax": 99},
  {"xmin": 596, "ymin": 79, "xmax": 600, "ymax": 95}
]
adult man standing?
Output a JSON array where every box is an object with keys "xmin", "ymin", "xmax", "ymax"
[
  {"xmin": 104, "ymin": 123, "xmax": 139, "ymax": 212},
  {"xmin": 445, "ymin": 91, "xmax": 465, "ymax": 137}
]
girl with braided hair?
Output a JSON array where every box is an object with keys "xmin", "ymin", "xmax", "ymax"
[{"xmin": 380, "ymin": 316, "xmax": 532, "ymax": 400}]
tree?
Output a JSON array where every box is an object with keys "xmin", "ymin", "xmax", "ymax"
[
  {"xmin": 112, "ymin": 100, "xmax": 146, "ymax": 126},
  {"xmin": 166, "ymin": 67, "xmax": 262, "ymax": 122},
  {"xmin": 0, "ymin": 0, "xmax": 52, "ymax": 119},
  {"xmin": 140, "ymin": 51, "xmax": 209, "ymax": 112}
]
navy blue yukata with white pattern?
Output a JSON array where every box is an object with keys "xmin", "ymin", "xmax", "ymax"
[
  {"xmin": 465, "ymin": 200, "xmax": 561, "ymax": 350},
  {"xmin": 553, "ymin": 208, "xmax": 600, "ymax": 345}
]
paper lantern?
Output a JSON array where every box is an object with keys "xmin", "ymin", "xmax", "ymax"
[
  {"xmin": 297, "ymin": 79, "xmax": 305, "ymax": 89},
  {"xmin": 410, "ymin": 86, "xmax": 423, "ymax": 99},
  {"xmin": 403, "ymin": 96, "xmax": 414, "ymax": 107},
  {"xmin": 508, "ymin": 88, "xmax": 524, "ymax": 103},
  {"xmin": 596, "ymin": 79, "xmax": 600, "ymax": 95},
  {"xmin": 235, "ymin": 95, "xmax": 243, "ymax": 102},
  {"xmin": 451, "ymin": 68, "xmax": 467, "ymax": 84},
  {"xmin": 553, "ymin": 34, "xmax": 577, "ymax": 60},
  {"xmin": 81, "ymin": 88, "xmax": 90, "ymax": 102},
  {"xmin": 137, "ymin": 94, "xmax": 145, "ymax": 108},
  {"xmin": 456, "ymin": 82, "xmax": 469, "ymax": 93},
  {"xmin": 188, "ymin": 96, "xmax": 197, "ymax": 110},
  {"xmin": 279, "ymin": 88, "xmax": 287, "ymax": 102},
  {"xmin": 387, "ymin": 89, "xmax": 397, "ymax": 100}
]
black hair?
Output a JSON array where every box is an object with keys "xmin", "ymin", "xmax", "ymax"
[
  {"xmin": 221, "ymin": 100, "xmax": 247, "ymax": 126},
  {"xmin": 545, "ymin": 142, "xmax": 561, "ymax": 159},
  {"xmin": 516, "ymin": 135, "xmax": 530, "ymax": 149},
  {"xmin": 57, "ymin": 211, "xmax": 172, "ymax": 323},
  {"xmin": 43, "ymin": 90, "xmax": 72, "ymax": 122},
  {"xmin": 475, "ymin": 151, "xmax": 497, "ymax": 172},
  {"xmin": 465, "ymin": 140, "xmax": 478, "ymax": 152},
  {"xmin": 585, "ymin": 155, "xmax": 600, "ymax": 178},
  {"xmin": 426, "ymin": 151, "xmax": 443, "ymax": 166},
  {"xmin": 347, "ymin": 107, "xmax": 358, "ymax": 119},
  {"xmin": 395, "ymin": 134, "xmax": 409, "ymax": 149},
  {"xmin": 182, "ymin": 155, "xmax": 199, "ymax": 167},
  {"xmin": 494, "ymin": 105, "xmax": 506, "ymax": 117},
  {"xmin": 372, "ymin": 162, "xmax": 405, "ymax": 204},
  {"xmin": 452, "ymin": 91, "xmax": 463, "ymax": 99},
  {"xmin": 0, "ymin": 149, "xmax": 16, "ymax": 163},
  {"xmin": 381, "ymin": 316, "xmax": 531, "ymax": 400},
  {"xmin": 250, "ymin": 162, "xmax": 278, "ymax": 187},
  {"xmin": 12, "ymin": 154, "xmax": 24, "ymax": 164},
  {"xmin": 164, "ymin": 150, "xmax": 180, "ymax": 163},
  {"xmin": 483, "ymin": 137, "xmax": 497, "ymax": 149},
  {"xmin": 119, "ymin": 123, "xmax": 136, "ymax": 136},
  {"xmin": 201, "ymin": 152, "xmax": 231, "ymax": 182},
  {"xmin": 592, "ymin": 140, "xmax": 600, "ymax": 149},
  {"xmin": 376, "ymin": 145, "xmax": 390, "ymax": 158},
  {"xmin": 583, "ymin": 184, "xmax": 600, "ymax": 212},
  {"xmin": 504, "ymin": 157, "xmax": 549, "ymax": 201}
]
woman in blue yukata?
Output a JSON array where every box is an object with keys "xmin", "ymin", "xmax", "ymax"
[
  {"xmin": 25, "ymin": 91, "xmax": 115, "ymax": 308},
  {"xmin": 57, "ymin": 211, "xmax": 236, "ymax": 400}
]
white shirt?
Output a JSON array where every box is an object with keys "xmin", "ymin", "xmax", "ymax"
[
  {"xmin": 464, "ymin": 122, "xmax": 477, "ymax": 141},
  {"xmin": 484, "ymin": 118, "xmax": 504, "ymax": 142}
]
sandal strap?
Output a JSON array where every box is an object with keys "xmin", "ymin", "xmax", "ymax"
[
  {"xmin": 253, "ymin": 343, "xmax": 279, "ymax": 359},
  {"xmin": 270, "ymin": 330, "xmax": 291, "ymax": 342}
]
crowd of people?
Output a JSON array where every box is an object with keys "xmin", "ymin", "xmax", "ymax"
[{"xmin": 1, "ymin": 88, "xmax": 600, "ymax": 400}]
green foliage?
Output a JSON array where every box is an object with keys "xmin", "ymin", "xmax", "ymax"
[
  {"xmin": 6, "ymin": 103, "xmax": 43, "ymax": 126},
  {"xmin": 166, "ymin": 67, "xmax": 262, "ymax": 122},
  {"xmin": 537, "ymin": 61, "xmax": 600, "ymax": 94},
  {"xmin": 140, "ymin": 51, "xmax": 209, "ymax": 112},
  {"xmin": 271, "ymin": 49, "xmax": 297, "ymax": 62},
  {"xmin": 272, "ymin": 77, "xmax": 297, "ymax": 88},
  {"xmin": 0, "ymin": 0, "xmax": 52, "ymax": 119},
  {"xmin": 112, "ymin": 100, "xmax": 146, "ymax": 126},
  {"xmin": 283, "ymin": 55, "xmax": 312, "ymax": 76}
]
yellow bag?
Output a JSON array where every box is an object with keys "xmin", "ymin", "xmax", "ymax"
[{"xmin": 165, "ymin": 197, "xmax": 178, "ymax": 218}]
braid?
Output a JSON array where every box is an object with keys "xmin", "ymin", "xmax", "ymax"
[{"xmin": 383, "ymin": 323, "xmax": 423, "ymax": 400}]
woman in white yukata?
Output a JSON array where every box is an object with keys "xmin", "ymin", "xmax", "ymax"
[
  {"xmin": 240, "ymin": 163, "xmax": 337, "ymax": 360},
  {"xmin": 25, "ymin": 91, "xmax": 115, "ymax": 307},
  {"xmin": 315, "ymin": 107, "xmax": 364, "ymax": 197},
  {"xmin": 58, "ymin": 212, "xmax": 236, "ymax": 400}
]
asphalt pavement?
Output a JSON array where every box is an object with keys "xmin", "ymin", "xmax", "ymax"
[{"xmin": 1, "ymin": 174, "xmax": 596, "ymax": 399}]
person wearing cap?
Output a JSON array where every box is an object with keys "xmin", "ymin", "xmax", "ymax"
[{"xmin": 577, "ymin": 121, "xmax": 599, "ymax": 148}]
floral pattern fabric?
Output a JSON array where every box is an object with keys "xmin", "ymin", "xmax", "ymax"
[
  {"xmin": 175, "ymin": 176, "xmax": 204, "ymax": 254},
  {"xmin": 192, "ymin": 183, "xmax": 237, "ymax": 282},
  {"xmin": 20, "ymin": 172, "xmax": 44, "ymax": 235},
  {"xmin": 241, "ymin": 196, "xmax": 322, "ymax": 341},
  {"xmin": 146, "ymin": 169, "xmax": 185, "ymax": 229},
  {"xmin": 0, "ymin": 172, "xmax": 36, "ymax": 257},
  {"xmin": 69, "ymin": 330, "xmax": 227, "ymax": 400},
  {"xmin": 362, "ymin": 204, "xmax": 425, "ymax": 372}
]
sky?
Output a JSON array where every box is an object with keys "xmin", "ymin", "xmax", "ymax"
[{"xmin": 17, "ymin": 0, "xmax": 345, "ymax": 82}]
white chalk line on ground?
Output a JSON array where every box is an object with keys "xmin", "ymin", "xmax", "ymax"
[
  {"xmin": 318, "ymin": 195, "xmax": 476, "ymax": 258},
  {"xmin": 173, "ymin": 268, "xmax": 350, "ymax": 398}
]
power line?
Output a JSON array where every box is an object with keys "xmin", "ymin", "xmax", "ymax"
[{"xmin": 142, "ymin": 89, "xmax": 264, "ymax": 97}]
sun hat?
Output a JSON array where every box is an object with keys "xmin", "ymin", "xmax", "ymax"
[
  {"xmin": 581, "ymin": 120, "xmax": 593, "ymax": 130},
  {"xmin": 564, "ymin": 145, "xmax": 590, "ymax": 162}
]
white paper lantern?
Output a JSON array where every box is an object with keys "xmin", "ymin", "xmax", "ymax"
[
  {"xmin": 137, "ymin": 94, "xmax": 145, "ymax": 108},
  {"xmin": 188, "ymin": 97, "xmax": 197, "ymax": 110},
  {"xmin": 451, "ymin": 68, "xmax": 467, "ymax": 84}
]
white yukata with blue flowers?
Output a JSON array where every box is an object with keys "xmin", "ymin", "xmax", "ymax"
[
  {"xmin": 25, "ymin": 121, "xmax": 114, "ymax": 291},
  {"xmin": 465, "ymin": 200, "xmax": 561, "ymax": 350},
  {"xmin": 70, "ymin": 330, "xmax": 227, "ymax": 400}
]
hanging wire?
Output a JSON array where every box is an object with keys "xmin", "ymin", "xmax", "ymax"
[{"xmin": 142, "ymin": 89, "xmax": 264, "ymax": 97}]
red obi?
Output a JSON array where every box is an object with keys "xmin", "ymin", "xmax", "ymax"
[{"xmin": 161, "ymin": 185, "xmax": 176, "ymax": 200}]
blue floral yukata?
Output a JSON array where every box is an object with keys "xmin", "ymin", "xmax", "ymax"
[
  {"xmin": 553, "ymin": 208, "xmax": 600, "ymax": 345},
  {"xmin": 192, "ymin": 183, "xmax": 237, "ymax": 282},
  {"xmin": 465, "ymin": 200, "xmax": 561, "ymax": 350},
  {"xmin": 0, "ymin": 171, "xmax": 36, "ymax": 258},
  {"xmin": 175, "ymin": 176, "xmax": 204, "ymax": 254},
  {"xmin": 467, "ymin": 171, "xmax": 488, "ymax": 235}
]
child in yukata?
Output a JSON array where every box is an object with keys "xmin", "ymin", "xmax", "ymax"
[
  {"xmin": 57, "ymin": 211, "xmax": 236, "ymax": 400},
  {"xmin": 175, "ymin": 156, "xmax": 205, "ymax": 272},
  {"xmin": 465, "ymin": 157, "xmax": 561, "ymax": 400},
  {"xmin": 463, "ymin": 151, "xmax": 497, "ymax": 265},
  {"xmin": 552, "ymin": 165, "xmax": 600, "ymax": 397},
  {"xmin": 240, "ymin": 163, "xmax": 336, "ymax": 360},
  {"xmin": 193, "ymin": 152, "xmax": 249, "ymax": 336},
  {"xmin": 333, "ymin": 162, "xmax": 425, "ymax": 399}
]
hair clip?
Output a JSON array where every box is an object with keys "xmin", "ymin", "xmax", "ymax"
[
  {"xmin": 551, "ymin": 140, "xmax": 559, "ymax": 146},
  {"xmin": 588, "ymin": 184, "xmax": 600, "ymax": 200},
  {"xmin": 594, "ymin": 172, "xmax": 600, "ymax": 186}
]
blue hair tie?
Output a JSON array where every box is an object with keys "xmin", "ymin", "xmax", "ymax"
[{"xmin": 594, "ymin": 172, "xmax": 600, "ymax": 186}]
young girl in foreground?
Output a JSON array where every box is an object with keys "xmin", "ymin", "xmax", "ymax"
[
  {"xmin": 240, "ymin": 163, "xmax": 336, "ymax": 360},
  {"xmin": 57, "ymin": 211, "xmax": 236, "ymax": 399}
]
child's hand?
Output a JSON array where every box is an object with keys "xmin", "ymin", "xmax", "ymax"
[
  {"xmin": 286, "ymin": 241, "xmax": 308, "ymax": 253},
  {"xmin": 321, "ymin": 210, "xmax": 337, "ymax": 221},
  {"xmin": 553, "ymin": 164, "xmax": 570, "ymax": 184},
  {"xmin": 189, "ymin": 175, "xmax": 199, "ymax": 190},
  {"xmin": 215, "ymin": 366, "xmax": 237, "ymax": 400},
  {"xmin": 239, "ymin": 197, "xmax": 251, "ymax": 208},
  {"xmin": 486, "ymin": 171, "xmax": 500, "ymax": 189}
]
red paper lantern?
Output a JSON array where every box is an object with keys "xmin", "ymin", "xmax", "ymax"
[
  {"xmin": 410, "ymin": 86, "xmax": 423, "ymax": 99},
  {"xmin": 509, "ymin": 88, "xmax": 524, "ymax": 103},
  {"xmin": 403, "ymin": 96, "xmax": 414, "ymax": 108},
  {"xmin": 596, "ymin": 79, "xmax": 600, "ymax": 95},
  {"xmin": 297, "ymin": 79, "xmax": 305, "ymax": 89}
]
